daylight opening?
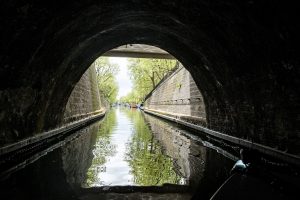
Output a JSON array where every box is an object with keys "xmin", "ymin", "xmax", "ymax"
[{"xmin": 64, "ymin": 44, "xmax": 207, "ymax": 187}]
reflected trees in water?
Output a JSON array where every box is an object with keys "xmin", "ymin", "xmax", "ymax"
[
  {"xmin": 85, "ymin": 111, "xmax": 117, "ymax": 186},
  {"xmin": 85, "ymin": 108, "xmax": 184, "ymax": 187},
  {"xmin": 124, "ymin": 109, "xmax": 182, "ymax": 185}
]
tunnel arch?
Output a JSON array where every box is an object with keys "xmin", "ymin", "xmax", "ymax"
[
  {"xmin": 1, "ymin": 0, "xmax": 299, "ymax": 155},
  {"xmin": 38, "ymin": 15, "xmax": 230, "ymax": 139}
]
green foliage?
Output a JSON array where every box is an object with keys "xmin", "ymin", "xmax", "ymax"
[
  {"xmin": 124, "ymin": 109, "xmax": 181, "ymax": 185},
  {"xmin": 119, "ymin": 90, "xmax": 140, "ymax": 104},
  {"xmin": 85, "ymin": 108, "xmax": 182, "ymax": 186},
  {"xmin": 85, "ymin": 111, "xmax": 117, "ymax": 186},
  {"xmin": 121, "ymin": 58, "xmax": 177, "ymax": 103},
  {"xmin": 176, "ymin": 82, "xmax": 182, "ymax": 89},
  {"xmin": 93, "ymin": 57, "xmax": 119, "ymax": 103}
]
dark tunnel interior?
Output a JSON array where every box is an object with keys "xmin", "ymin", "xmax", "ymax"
[{"xmin": 0, "ymin": 0, "xmax": 299, "ymax": 199}]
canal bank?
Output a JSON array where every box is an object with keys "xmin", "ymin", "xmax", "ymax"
[
  {"xmin": 142, "ymin": 109, "xmax": 300, "ymax": 200},
  {"xmin": 143, "ymin": 108, "xmax": 300, "ymax": 167},
  {"xmin": 0, "ymin": 107, "xmax": 238, "ymax": 199},
  {"xmin": 1, "ymin": 107, "xmax": 299, "ymax": 199}
]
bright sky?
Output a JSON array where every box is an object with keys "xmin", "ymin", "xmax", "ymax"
[{"xmin": 109, "ymin": 57, "xmax": 132, "ymax": 100}]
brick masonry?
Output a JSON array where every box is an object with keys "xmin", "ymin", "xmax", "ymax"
[
  {"xmin": 0, "ymin": 0, "xmax": 299, "ymax": 157},
  {"xmin": 145, "ymin": 65, "xmax": 206, "ymax": 125},
  {"xmin": 63, "ymin": 66, "xmax": 103, "ymax": 124}
]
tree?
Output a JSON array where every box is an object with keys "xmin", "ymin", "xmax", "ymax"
[
  {"xmin": 93, "ymin": 57, "xmax": 119, "ymax": 103},
  {"xmin": 123, "ymin": 58, "xmax": 177, "ymax": 103}
]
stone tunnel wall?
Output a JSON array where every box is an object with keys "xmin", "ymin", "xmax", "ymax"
[
  {"xmin": 0, "ymin": 64, "xmax": 103, "ymax": 147},
  {"xmin": 0, "ymin": 0, "xmax": 299, "ymax": 158},
  {"xmin": 63, "ymin": 65, "xmax": 103, "ymax": 124},
  {"xmin": 144, "ymin": 65, "xmax": 206, "ymax": 126}
]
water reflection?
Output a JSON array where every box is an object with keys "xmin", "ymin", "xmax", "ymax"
[
  {"xmin": 85, "ymin": 108, "xmax": 184, "ymax": 186},
  {"xmin": 85, "ymin": 110, "xmax": 118, "ymax": 186},
  {"xmin": 0, "ymin": 107, "xmax": 235, "ymax": 200},
  {"xmin": 124, "ymin": 108, "xmax": 183, "ymax": 186},
  {"xmin": 84, "ymin": 107, "xmax": 234, "ymax": 191},
  {"xmin": 0, "ymin": 122, "xmax": 101, "ymax": 200},
  {"xmin": 143, "ymin": 113, "xmax": 234, "ymax": 193}
]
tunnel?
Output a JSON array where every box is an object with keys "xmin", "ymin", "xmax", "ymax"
[{"xmin": 0, "ymin": 0, "xmax": 299, "ymax": 199}]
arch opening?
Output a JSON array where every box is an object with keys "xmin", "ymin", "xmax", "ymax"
[
  {"xmin": 59, "ymin": 44, "xmax": 213, "ymax": 192},
  {"xmin": 0, "ymin": 1, "xmax": 299, "ymax": 199},
  {"xmin": 1, "ymin": 0, "xmax": 298, "ymax": 166}
]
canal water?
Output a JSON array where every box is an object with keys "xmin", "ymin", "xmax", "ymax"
[
  {"xmin": 0, "ymin": 107, "xmax": 235, "ymax": 199},
  {"xmin": 85, "ymin": 107, "xmax": 187, "ymax": 187}
]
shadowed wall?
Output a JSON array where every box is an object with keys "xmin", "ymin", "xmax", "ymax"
[{"xmin": 0, "ymin": 0, "xmax": 299, "ymax": 154}]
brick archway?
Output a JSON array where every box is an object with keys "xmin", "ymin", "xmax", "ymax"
[{"xmin": 1, "ymin": 0, "xmax": 299, "ymax": 155}]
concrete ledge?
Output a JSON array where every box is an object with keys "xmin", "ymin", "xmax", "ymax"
[
  {"xmin": 0, "ymin": 111, "xmax": 106, "ymax": 156},
  {"xmin": 143, "ymin": 108, "xmax": 206, "ymax": 126},
  {"xmin": 63, "ymin": 109, "xmax": 105, "ymax": 124},
  {"xmin": 144, "ymin": 108, "xmax": 300, "ymax": 167}
]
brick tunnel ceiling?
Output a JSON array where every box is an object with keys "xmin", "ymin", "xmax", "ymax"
[{"xmin": 0, "ymin": 0, "xmax": 299, "ymax": 155}]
